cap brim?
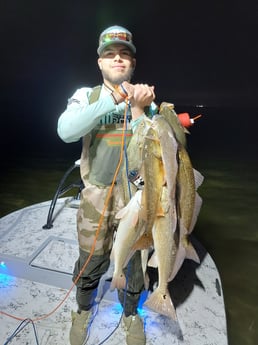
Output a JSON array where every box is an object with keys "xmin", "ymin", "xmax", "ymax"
[{"xmin": 97, "ymin": 41, "xmax": 136, "ymax": 56}]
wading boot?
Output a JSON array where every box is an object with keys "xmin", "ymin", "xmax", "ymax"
[
  {"xmin": 69, "ymin": 309, "xmax": 93, "ymax": 345},
  {"xmin": 123, "ymin": 314, "xmax": 146, "ymax": 345}
]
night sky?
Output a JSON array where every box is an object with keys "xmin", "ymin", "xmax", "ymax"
[{"xmin": 1, "ymin": 0, "xmax": 258, "ymax": 156}]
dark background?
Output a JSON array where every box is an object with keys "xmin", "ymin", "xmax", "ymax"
[{"xmin": 1, "ymin": 0, "xmax": 258, "ymax": 159}]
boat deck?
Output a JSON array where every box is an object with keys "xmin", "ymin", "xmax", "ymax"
[{"xmin": 0, "ymin": 198, "xmax": 228, "ymax": 344}]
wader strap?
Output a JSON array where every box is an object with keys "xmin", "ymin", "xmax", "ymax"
[
  {"xmin": 80, "ymin": 85, "xmax": 102, "ymax": 182},
  {"xmin": 89, "ymin": 85, "xmax": 102, "ymax": 104}
]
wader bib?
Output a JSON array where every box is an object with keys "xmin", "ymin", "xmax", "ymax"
[{"xmin": 73, "ymin": 86, "xmax": 149, "ymax": 313}]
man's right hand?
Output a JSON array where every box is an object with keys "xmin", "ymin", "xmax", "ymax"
[{"xmin": 126, "ymin": 82, "xmax": 155, "ymax": 120}]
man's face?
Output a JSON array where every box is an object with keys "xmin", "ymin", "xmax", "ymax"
[{"xmin": 98, "ymin": 44, "xmax": 136, "ymax": 86}]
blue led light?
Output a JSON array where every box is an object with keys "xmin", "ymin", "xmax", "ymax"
[{"xmin": 0, "ymin": 273, "xmax": 15, "ymax": 288}]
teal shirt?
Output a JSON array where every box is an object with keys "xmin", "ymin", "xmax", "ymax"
[{"xmin": 57, "ymin": 84, "xmax": 157, "ymax": 142}]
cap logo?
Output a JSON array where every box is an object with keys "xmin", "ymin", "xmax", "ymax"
[
  {"xmin": 97, "ymin": 26, "xmax": 136, "ymax": 55},
  {"xmin": 100, "ymin": 32, "xmax": 132, "ymax": 45}
]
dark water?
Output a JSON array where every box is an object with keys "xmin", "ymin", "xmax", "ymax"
[{"xmin": 1, "ymin": 106, "xmax": 258, "ymax": 345}]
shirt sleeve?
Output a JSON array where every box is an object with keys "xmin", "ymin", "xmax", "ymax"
[
  {"xmin": 131, "ymin": 114, "xmax": 145, "ymax": 133},
  {"xmin": 57, "ymin": 87, "xmax": 118, "ymax": 143},
  {"xmin": 130, "ymin": 102, "xmax": 159, "ymax": 132}
]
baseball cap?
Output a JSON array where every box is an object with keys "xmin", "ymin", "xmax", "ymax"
[{"xmin": 97, "ymin": 25, "xmax": 136, "ymax": 56}]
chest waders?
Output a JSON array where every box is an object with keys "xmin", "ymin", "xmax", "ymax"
[{"xmin": 73, "ymin": 86, "xmax": 144, "ymax": 315}]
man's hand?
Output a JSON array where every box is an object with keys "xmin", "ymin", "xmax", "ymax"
[{"xmin": 123, "ymin": 82, "xmax": 155, "ymax": 120}]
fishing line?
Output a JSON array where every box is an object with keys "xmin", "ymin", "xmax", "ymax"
[
  {"xmin": 123, "ymin": 103, "xmax": 133, "ymax": 199},
  {"xmin": 94, "ymin": 101, "xmax": 135, "ymax": 345},
  {"xmin": 93, "ymin": 98, "xmax": 134, "ymax": 345},
  {"xmin": 3, "ymin": 318, "xmax": 39, "ymax": 345},
  {"xmin": 95, "ymin": 312, "xmax": 124, "ymax": 345}
]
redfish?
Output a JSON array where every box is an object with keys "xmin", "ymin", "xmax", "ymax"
[{"xmin": 110, "ymin": 190, "xmax": 144, "ymax": 291}]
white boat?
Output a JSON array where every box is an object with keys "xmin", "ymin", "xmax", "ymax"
[{"xmin": 0, "ymin": 163, "xmax": 228, "ymax": 345}]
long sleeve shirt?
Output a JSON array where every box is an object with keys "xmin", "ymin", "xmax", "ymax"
[{"xmin": 57, "ymin": 84, "xmax": 157, "ymax": 143}]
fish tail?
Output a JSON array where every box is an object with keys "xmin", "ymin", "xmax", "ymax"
[
  {"xmin": 186, "ymin": 242, "xmax": 200, "ymax": 263},
  {"xmin": 189, "ymin": 192, "xmax": 203, "ymax": 233},
  {"xmin": 193, "ymin": 168, "xmax": 204, "ymax": 189},
  {"xmin": 110, "ymin": 273, "xmax": 126, "ymax": 291},
  {"xmin": 144, "ymin": 288, "xmax": 177, "ymax": 320},
  {"xmin": 144, "ymin": 272, "xmax": 150, "ymax": 290},
  {"xmin": 148, "ymin": 251, "xmax": 158, "ymax": 268}
]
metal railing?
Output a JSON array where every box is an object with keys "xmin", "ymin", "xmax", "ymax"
[{"xmin": 42, "ymin": 160, "xmax": 83, "ymax": 229}]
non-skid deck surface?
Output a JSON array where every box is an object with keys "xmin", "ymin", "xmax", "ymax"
[{"xmin": 0, "ymin": 199, "xmax": 228, "ymax": 344}]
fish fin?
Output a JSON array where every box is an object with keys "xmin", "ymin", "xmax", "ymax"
[
  {"xmin": 148, "ymin": 251, "xmax": 158, "ymax": 268},
  {"xmin": 109, "ymin": 247, "xmax": 114, "ymax": 261},
  {"xmin": 169, "ymin": 244, "xmax": 186, "ymax": 281},
  {"xmin": 115, "ymin": 190, "xmax": 142, "ymax": 220},
  {"xmin": 123, "ymin": 226, "xmax": 147, "ymax": 267},
  {"xmin": 131, "ymin": 213, "xmax": 140, "ymax": 227},
  {"xmin": 116, "ymin": 208, "xmax": 140, "ymax": 229},
  {"xmin": 186, "ymin": 242, "xmax": 200, "ymax": 263},
  {"xmin": 178, "ymin": 225, "xmax": 199, "ymax": 263},
  {"xmin": 156, "ymin": 210, "xmax": 165, "ymax": 217},
  {"xmin": 141, "ymin": 249, "xmax": 149, "ymax": 273},
  {"xmin": 189, "ymin": 192, "xmax": 202, "ymax": 233},
  {"xmin": 141, "ymin": 249, "xmax": 150, "ymax": 290},
  {"xmin": 133, "ymin": 232, "xmax": 153, "ymax": 250},
  {"xmin": 193, "ymin": 169, "xmax": 204, "ymax": 189},
  {"xmin": 145, "ymin": 133, "xmax": 160, "ymax": 144},
  {"xmin": 110, "ymin": 272, "xmax": 127, "ymax": 291},
  {"xmin": 115, "ymin": 205, "xmax": 129, "ymax": 219},
  {"xmin": 144, "ymin": 288, "xmax": 177, "ymax": 320},
  {"xmin": 156, "ymin": 203, "xmax": 165, "ymax": 217}
]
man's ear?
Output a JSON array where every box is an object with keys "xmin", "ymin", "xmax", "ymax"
[
  {"xmin": 98, "ymin": 58, "xmax": 103, "ymax": 70},
  {"xmin": 132, "ymin": 58, "xmax": 136, "ymax": 70}
]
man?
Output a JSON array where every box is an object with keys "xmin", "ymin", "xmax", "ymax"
[{"xmin": 57, "ymin": 25, "xmax": 156, "ymax": 345}]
